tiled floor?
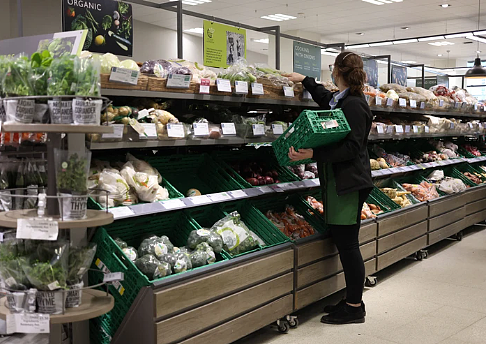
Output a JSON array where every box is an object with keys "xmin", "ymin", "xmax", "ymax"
[{"xmin": 234, "ymin": 225, "xmax": 486, "ymax": 344}]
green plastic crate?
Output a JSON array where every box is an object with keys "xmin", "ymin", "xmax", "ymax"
[
  {"xmin": 187, "ymin": 200, "xmax": 290, "ymax": 258},
  {"xmin": 89, "ymin": 211, "xmax": 227, "ymax": 342},
  {"xmin": 272, "ymin": 109, "xmax": 351, "ymax": 166},
  {"xmin": 374, "ymin": 178, "xmax": 421, "ymax": 205},
  {"xmin": 449, "ymin": 167, "xmax": 478, "ymax": 187},
  {"xmin": 455, "ymin": 163, "xmax": 486, "ymax": 184},
  {"xmin": 146, "ymin": 153, "xmax": 244, "ymax": 196},
  {"xmin": 213, "ymin": 149, "xmax": 300, "ymax": 189},
  {"xmin": 251, "ymin": 193, "xmax": 326, "ymax": 240}
]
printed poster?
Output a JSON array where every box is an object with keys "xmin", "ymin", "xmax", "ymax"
[
  {"xmin": 203, "ymin": 20, "xmax": 246, "ymax": 68},
  {"xmin": 391, "ymin": 65, "xmax": 408, "ymax": 86},
  {"xmin": 293, "ymin": 41, "xmax": 321, "ymax": 79},
  {"xmin": 62, "ymin": 0, "xmax": 133, "ymax": 56},
  {"xmin": 362, "ymin": 58, "xmax": 378, "ymax": 87}
]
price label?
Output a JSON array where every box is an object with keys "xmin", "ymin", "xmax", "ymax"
[
  {"xmin": 109, "ymin": 67, "xmax": 140, "ymax": 85},
  {"xmin": 420, "ymin": 102, "xmax": 426, "ymax": 109},
  {"xmin": 439, "ymin": 99, "xmax": 444, "ymax": 107},
  {"xmin": 0, "ymin": 232, "xmax": 3, "ymax": 242},
  {"xmin": 139, "ymin": 123, "xmax": 157, "ymax": 139},
  {"xmin": 468, "ymin": 122, "xmax": 474, "ymax": 129},
  {"xmin": 405, "ymin": 125, "xmax": 411, "ymax": 133},
  {"xmin": 395, "ymin": 125, "xmax": 404, "ymax": 133},
  {"xmin": 108, "ymin": 206, "xmax": 135, "ymax": 219},
  {"xmin": 424, "ymin": 126, "xmax": 430, "ymax": 133},
  {"xmin": 6, "ymin": 314, "xmax": 50, "ymax": 334},
  {"xmin": 200, "ymin": 78, "xmax": 210, "ymax": 94},
  {"xmin": 166, "ymin": 74, "xmax": 191, "ymax": 89},
  {"xmin": 399, "ymin": 98, "xmax": 407, "ymax": 107},
  {"xmin": 102, "ymin": 124, "xmax": 124, "ymax": 139},
  {"xmin": 188, "ymin": 195, "xmax": 211, "ymax": 205},
  {"xmin": 303, "ymin": 90, "xmax": 312, "ymax": 99},
  {"xmin": 216, "ymin": 79, "xmax": 232, "ymax": 92},
  {"xmin": 162, "ymin": 198, "xmax": 185, "ymax": 210},
  {"xmin": 283, "ymin": 86, "xmax": 295, "ymax": 98},
  {"xmin": 450, "ymin": 122, "xmax": 455, "ymax": 129},
  {"xmin": 17, "ymin": 219, "xmax": 58, "ymax": 241},
  {"xmin": 251, "ymin": 83, "xmax": 264, "ymax": 95},
  {"xmin": 208, "ymin": 192, "xmax": 232, "ymax": 202},
  {"xmin": 221, "ymin": 123, "xmax": 236, "ymax": 135},
  {"xmin": 104, "ymin": 272, "xmax": 124, "ymax": 283},
  {"xmin": 375, "ymin": 97, "xmax": 382, "ymax": 106},
  {"xmin": 193, "ymin": 123, "xmax": 210, "ymax": 137},
  {"xmin": 229, "ymin": 190, "xmax": 248, "ymax": 199},
  {"xmin": 475, "ymin": 103, "xmax": 479, "ymax": 111},
  {"xmin": 257, "ymin": 186, "xmax": 273, "ymax": 193},
  {"xmin": 235, "ymin": 81, "xmax": 249, "ymax": 94},
  {"xmin": 137, "ymin": 108, "xmax": 153, "ymax": 120},
  {"xmin": 272, "ymin": 124, "xmax": 284, "ymax": 135},
  {"xmin": 252, "ymin": 124, "xmax": 265, "ymax": 136},
  {"xmin": 167, "ymin": 123, "xmax": 185, "ymax": 138},
  {"xmin": 376, "ymin": 125, "xmax": 384, "ymax": 134},
  {"xmin": 413, "ymin": 125, "xmax": 419, "ymax": 133},
  {"xmin": 386, "ymin": 98, "xmax": 394, "ymax": 107},
  {"xmin": 386, "ymin": 125, "xmax": 394, "ymax": 134},
  {"xmin": 410, "ymin": 100, "xmax": 417, "ymax": 108},
  {"xmin": 455, "ymin": 102, "xmax": 461, "ymax": 109}
]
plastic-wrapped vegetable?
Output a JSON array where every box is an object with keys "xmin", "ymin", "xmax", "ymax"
[
  {"xmin": 66, "ymin": 244, "xmax": 96, "ymax": 285},
  {"xmin": 195, "ymin": 242, "xmax": 216, "ymax": 264},
  {"xmin": 100, "ymin": 53, "xmax": 121, "ymax": 74},
  {"xmin": 159, "ymin": 253, "xmax": 177, "ymax": 269},
  {"xmin": 187, "ymin": 228, "xmax": 223, "ymax": 254},
  {"xmin": 122, "ymin": 247, "xmax": 137, "ymax": 262},
  {"xmin": 114, "ymin": 237, "xmax": 128, "ymax": 249},
  {"xmin": 140, "ymin": 59, "xmax": 173, "ymax": 76},
  {"xmin": 138, "ymin": 236, "xmax": 170, "ymax": 258},
  {"xmin": 120, "ymin": 59, "xmax": 139, "ymax": 71},
  {"xmin": 97, "ymin": 168, "xmax": 135, "ymax": 208},
  {"xmin": 210, "ymin": 211, "xmax": 260, "ymax": 256},
  {"xmin": 159, "ymin": 236, "xmax": 174, "ymax": 253},
  {"xmin": 135, "ymin": 254, "xmax": 171, "ymax": 280},
  {"xmin": 190, "ymin": 250, "xmax": 208, "ymax": 268}
]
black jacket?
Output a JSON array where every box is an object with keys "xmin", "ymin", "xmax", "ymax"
[{"xmin": 302, "ymin": 77, "xmax": 373, "ymax": 196}]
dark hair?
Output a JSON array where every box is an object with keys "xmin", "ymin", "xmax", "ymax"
[{"xmin": 334, "ymin": 52, "xmax": 367, "ymax": 96}]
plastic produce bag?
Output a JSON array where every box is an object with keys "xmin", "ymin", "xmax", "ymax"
[
  {"xmin": 100, "ymin": 53, "xmax": 121, "ymax": 74},
  {"xmin": 0, "ymin": 239, "xmax": 30, "ymax": 291},
  {"xmin": 195, "ymin": 242, "xmax": 216, "ymax": 264},
  {"xmin": 210, "ymin": 211, "xmax": 260, "ymax": 256},
  {"xmin": 74, "ymin": 56, "xmax": 101, "ymax": 97},
  {"xmin": 140, "ymin": 59, "xmax": 173, "ymax": 77},
  {"xmin": 186, "ymin": 229, "xmax": 223, "ymax": 254},
  {"xmin": 127, "ymin": 153, "xmax": 162, "ymax": 183},
  {"xmin": 427, "ymin": 170, "xmax": 445, "ymax": 182},
  {"xmin": 66, "ymin": 243, "xmax": 97, "ymax": 285},
  {"xmin": 138, "ymin": 236, "xmax": 171, "ymax": 258},
  {"xmin": 47, "ymin": 54, "xmax": 76, "ymax": 96},
  {"xmin": 135, "ymin": 254, "xmax": 172, "ymax": 280},
  {"xmin": 120, "ymin": 161, "xmax": 159, "ymax": 203},
  {"xmin": 438, "ymin": 177, "xmax": 467, "ymax": 194},
  {"xmin": 97, "ymin": 168, "xmax": 134, "ymax": 207},
  {"xmin": 2, "ymin": 54, "xmax": 33, "ymax": 96}
]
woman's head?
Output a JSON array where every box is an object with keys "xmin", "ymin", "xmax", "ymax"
[{"xmin": 333, "ymin": 52, "xmax": 367, "ymax": 95}]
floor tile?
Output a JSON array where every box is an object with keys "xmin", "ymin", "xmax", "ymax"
[{"xmin": 449, "ymin": 317, "xmax": 486, "ymax": 343}]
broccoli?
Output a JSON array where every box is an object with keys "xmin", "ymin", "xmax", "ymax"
[
  {"xmin": 114, "ymin": 238, "xmax": 127, "ymax": 249},
  {"xmin": 190, "ymin": 250, "xmax": 208, "ymax": 268},
  {"xmin": 122, "ymin": 247, "xmax": 137, "ymax": 262},
  {"xmin": 134, "ymin": 254, "xmax": 171, "ymax": 280}
]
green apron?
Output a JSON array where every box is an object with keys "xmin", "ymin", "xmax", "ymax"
[{"xmin": 322, "ymin": 163, "xmax": 360, "ymax": 225}]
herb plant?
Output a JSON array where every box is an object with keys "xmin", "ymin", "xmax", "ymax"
[
  {"xmin": 2, "ymin": 55, "xmax": 33, "ymax": 96},
  {"xmin": 74, "ymin": 57, "xmax": 101, "ymax": 97},
  {"xmin": 57, "ymin": 152, "xmax": 88, "ymax": 193},
  {"xmin": 30, "ymin": 50, "xmax": 53, "ymax": 95},
  {"xmin": 47, "ymin": 54, "xmax": 76, "ymax": 96}
]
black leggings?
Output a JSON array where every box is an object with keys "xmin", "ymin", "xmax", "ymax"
[{"xmin": 328, "ymin": 189, "xmax": 370, "ymax": 304}]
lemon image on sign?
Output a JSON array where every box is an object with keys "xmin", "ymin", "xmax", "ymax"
[{"xmin": 95, "ymin": 35, "xmax": 105, "ymax": 46}]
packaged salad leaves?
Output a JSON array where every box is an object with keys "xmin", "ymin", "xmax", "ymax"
[
  {"xmin": 74, "ymin": 56, "xmax": 101, "ymax": 97},
  {"xmin": 0, "ymin": 239, "xmax": 30, "ymax": 291},
  {"xmin": 2, "ymin": 54, "xmax": 34, "ymax": 96},
  {"xmin": 67, "ymin": 243, "xmax": 97, "ymax": 285},
  {"xmin": 47, "ymin": 54, "xmax": 76, "ymax": 96}
]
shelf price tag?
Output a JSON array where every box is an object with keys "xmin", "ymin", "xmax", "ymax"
[
  {"xmin": 450, "ymin": 122, "xmax": 455, "ymax": 129},
  {"xmin": 108, "ymin": 206, "xmax": 135, "ymax": 219},
  {"xmin": 235, "ymin": 81, "xmax": 249, "ymax": 94},
  {"xmin": 386, "ymin": 125, "xmax": 394, "ymax": 134},
  {"xmin": 454, "ymin": 102, "xmax": 461, "ymax": 109},
  {"xmin": 161, "ymin": 198, "xmax": 186, "ymax": 210},
  {"xmin": 420, "ymin": 102, "xmax": 426, "ymax": 109},
  {"xmin": 166, "ymin": 74, "xmax": 191, "ymax": 89},
  {"xmin": 413, "ymin": 125, "xmax": 419, "ymax": 133},
  {"xmin": 139, "ymin": 123, "xmax": 157, "ymax": 139},
  {"xmin": 468, "ymin": 122, "xmax": 474, "ymax": 129},
  {"xmin": 303, "ymin": 90, "xmax": 312, "ymax": 99},
  {"xmin": 405, "ymin": 125, "xmax": 411, "ymax": 133},
  {"xmin": 167, "ymin": 123, "xmax": 185, "ymax": 138},
  {"xmin": 6, "ymin": 314, "xmax": 50, "ymax": 334},
  {"xmin": 272, "ymin": 124, "xmax": 284, "ymax": 135},
  {"xmin": 252, "ymin": 124, "xmax": 265, "ymax": 136},
  {"xmin": 102, "ymin": 124, "xmax": 124, "ymax": 139},
  {"xmin": 424, "ymin": 126, "xmax": 430, "ymax": 133},
  {"xmin": 221, "ymin": 123, "xmax": 237, "ymax": 135},
  {"xmin": 399, "ymin": 98, "xmax": 407, "ymax": 107},
  {"xmin": 283, "ymin": 86, "xmax": 295, "ymax": 98},
  {"xmin": 386, "ymin": 98, "xmax": 394, "ymax": 107},
  {"xmin": 103, "ymin": 272, "xmax": 124, "ymax": 283},
  {"xmin": 228, "ymin": 190, "xmax": 248, "ymax": 199},
  {"xmin": 208, "ymin": 192, "xmax": 232, "ymax": 202},
  {"xmin": 376, "ymin": 125, "xmax": 384, "ymax": 134},
  {"xmin": 193, "ymin": 122, "xmax": 210, "ymax": 136},
  {"xmin": 439, "ymin": 99, "xmax": 444, "ymax": 107},
  {"xmin": 410, "ymin": 100, "xmax": 417, "ymax": 108},
  {"xmin": 375, "ymin": 97, "xmax": 382, "ymax": 106},
  {"xmin": 257, "ymin": 186, "xmax": 273, "ymax": 193},
  {"xmin": 16, "ymin": 219, "xmax": 58, "ymax": 241},
  {"xmin": 199, "ymin": 78, "xmax": 210, "ymax": 94},
  {"xmin": 188, "ymin": 195, "xmax": 211, "ymax": 205},
  {"xmin": 251, "ymin": 82, "xmax": 264, "ymax": 95},
  {"xmin": 216, "ymin": 79, "xmax": 232, "ymax": 92},
  {"xmin": 395, "ymin": 125, "xmax": 404, "ymax": 133},
  {"xmin": 109, "ymin": 67, "xmax": 140, "ymax": 85}
]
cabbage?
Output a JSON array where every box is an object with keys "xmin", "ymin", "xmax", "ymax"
[
  {"xmin": 100, "ymin": 53, "xmax": 121, "ymax": 74},
  {"xmin": 120, "ymin": 59, "xmax": 140, "ymax": 71}
]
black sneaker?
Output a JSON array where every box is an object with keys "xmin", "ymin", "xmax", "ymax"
[
  {"xmin": 321, "ymin": 304, "xmax": 366, "ymax": 325},
  {"xmin": 323, "ymin": 300, "xmax": 366, "ymax": 316}
]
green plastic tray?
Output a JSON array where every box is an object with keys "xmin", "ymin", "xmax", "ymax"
[
  {"xmin": 272, "ymin": 109, "xmax": 351, "ymax": 166},
  {"xmin": 455, "ymin": 163, "xmax": 486, "ymax": 184}
]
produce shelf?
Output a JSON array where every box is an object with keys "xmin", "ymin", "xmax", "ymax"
[
  {"xmin": 0, "ymin": 209, "xmax": 114, "ymax": 229},
  {"xmin": 2, "ymin": 123, "xmax": 115, "ymax": 134},
  {"xmin": 0, "ymin": 289, "xmax": 114, "ymax": 324},
  {"xmin": 370, "ymin": 106, "xmax": 486, "ymax": 119}
]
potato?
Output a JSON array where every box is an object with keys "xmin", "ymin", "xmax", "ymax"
[
  {"xmin": 121, "ymin": 117, "xmax": 130, "ymax": 125},
  {"xmin": 106, "ymin": 105, "xmax": 114, "ymax": 113},
  {"xmin": 106, "ymin": 113, "xmax": 116, "ymax": 122},
  {"xmin": 118, "ymin": 106, "xmax": 130, "ymax": 117}
]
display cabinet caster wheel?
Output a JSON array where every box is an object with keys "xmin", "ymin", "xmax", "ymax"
[
  {"xmin": 288, "ymin": 317, "xmax": 299, "ymax": 328},
  {"xmin": 455, "ymin": 231, "xmax": 464, "ymax": 241},
  {"xmin": 365, "ymin": 276, "xmax": 377, "ymax": 287},
  {"xmin": 415, "ymin": 251, "xmax": 423, "ymax": 261},
  {"xmin": 277, "ymin": 320, "xmax": 290, "ymax": 333}
]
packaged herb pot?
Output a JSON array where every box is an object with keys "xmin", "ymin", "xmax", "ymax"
[
  {"xmin": 55, "ymin": 149, "xmax": 91, "ymax": 220},
  {"xmin": 4, "ymin": 98, "xmax": 35, "ymax": 123},
  {"xmin": 36, "ymin": 290, "xmax": 67, "ymax": 314},
  {"xmin": 6, "ymin": 289, "xmax": 37, "ymax": 314},
  {"xmin": 72, "ymin": 98, "xmax": 102, "ymax": 125},
  {"xmin": 65, "ymin": 281, "xmax": 83, "ymax": 308},
  {"xmin": 48, "ymin": 99, "xmax": 73, "ymax": 124}
]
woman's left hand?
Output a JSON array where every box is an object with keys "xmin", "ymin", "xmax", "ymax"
[{"xmin": 288, "ymin": 146, "xmax": 313, "ymax": 161}]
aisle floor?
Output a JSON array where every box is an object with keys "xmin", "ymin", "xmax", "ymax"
[{"xmin": 234, "ymin": 225, "xmax": 486, "ymax": 344}]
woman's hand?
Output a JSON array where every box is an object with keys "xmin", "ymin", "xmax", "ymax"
[
  {"xmin": 288, "ymin": 147, "xmax": 313, "ymax": 162},
  {"xmin": 284, "ymin": 72, "xmax": 306, "ymax": 83}
]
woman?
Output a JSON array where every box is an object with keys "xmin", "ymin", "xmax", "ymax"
[{"xmin": 287, "ymin": 51, "xmax": 373, "ymax": 325}]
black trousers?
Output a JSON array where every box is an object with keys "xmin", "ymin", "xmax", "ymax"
[{"xmin": 328, "ymin": 189, "xmax": 370, "ymax": 304}]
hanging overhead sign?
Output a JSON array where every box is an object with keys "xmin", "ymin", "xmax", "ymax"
[
  {"xmin": 362, "ymin": 58, "xmax": 378, "ymax": 87},
  {"xmin": 293, "ymin": 41, "xmax": 321, "ymax": 79},
  {"xmin": 203, "ymin": 20, "xmax": 246, "ymax": 68},
  {"xmin": 392, "ymin": 65, "xmax": 407, "ymax": 86},
  {"xmin": 62, "ymin": 0, "xmax": 133, "ymax": 56}
]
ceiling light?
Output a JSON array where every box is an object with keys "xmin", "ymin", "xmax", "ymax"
[
  {"xmin": 438, "ymin": 54, "xmax": 443, "ymax": 57},
  {"xmin": 261, "ymin": 14, "xmax": 296, "ymax": 21},
  {"xmin": 362, "ymin": 0, "xmax": 402, "ymax": 5},
  {"xmin": 474, "ymin": 30, "xmax": 486, "ymax": 36},
  {"xmin": 362, "ymin": 0, "xmax": 385, "ymax": 5},
  {"xmin": 401, "ymin": 27, "xmax": 409, "ymax": 30},
  {"xmin": 418, "ymin": 36, "xmax": 445, "ymax": 42},
  {"xmin": 445, "ymin": 33, "xmax": 472, "ymax": 38},
  {"xmin": 184, "ymin": 27, "xmax": 204, "ymax": 34},
  {"xmin": 478, "ymin": 50, "xmax": 482, "ymax": 53},
  {"xmin": 428, "ymin": 41, "xmax": 455, "ymax": 46},
  {"xmin": 466, "ymin": 54, "xmax": 486, "ymax": 78},
  {"xmin": 369, "ymin": 41, "xmax": 393, "ymax": 46},
  {"xmin": 467, "ymin": 35, "xmax": 486, "ymax": 43},
  {"xmin": 170, "ymin": 0, "xmax": 211, "ymax": 5},
  {"xmin": 402, "ymin": 60, "xmax": 417, "ymax": 64},
  {"xmin": 392, "ymin": 39, "xmax": 418, "ymax": 44},
  {"xmin": 347, "ymin": 44, "xmax": 370, "ymax": 49},
  {"xmin": 321, "ymin": 51, "xmax": 338, "ymax": 56},
  {"xmin": 440, "ymin": 3, "xmax": 450, "ymax": 7},
  {"xmin": 253, "ymin": 38, "xmax": 269, "ymax": 44}
]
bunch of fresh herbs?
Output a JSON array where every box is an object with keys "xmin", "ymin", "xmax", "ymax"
[
  {"xmin": 57, "ymin": 152, "xmax": 89, "ymax": 193},
  {"xmin": 74, "ymin": 57, "xmax": 101, "ymax": 97},
  {"xmin": 2, "ymin": 55, "xmax": 33, "ymax": 96},
  {"xmin": 47, "ymin": 54, "xmax": 76, "ymax": 96}
]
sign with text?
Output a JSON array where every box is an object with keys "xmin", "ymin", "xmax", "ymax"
[
  {"xmin": 62, "ymin": 0, "xmax": 133, "ymax": 56},
  {"xmin": 203, "ymin": 20, "xmax": 246, "ymax": 68},
  {"xmin": 293, "ymin": 41, "xmax": 321, "ymax": 79},
  {"xmin": 391, "ymin": 65, "xmax": 407, "ymax": 86},
  {"xmin": 363, "ymin": 58, "xmax": 378, "ymax": 87}
]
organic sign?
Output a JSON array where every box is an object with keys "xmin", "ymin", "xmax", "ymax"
[
  {"xmin": 62, "ymin": 0, "xmax": 133, "ymax": 56},
  {"xmin": 391, "ymin": 65, "xmax": 407, "ymax": 86},
  {"xmin": 416, "ymin": 78, "xmax": 438, "ymax": 89},
  {"xmin": 203, "ymin": 20, "xmax": 246, "ymax": 68},
  {"xmin": 363, "ymin": 58, "xmax": 378, "ymax": 87},
  {"xmin": 293, "ymin": 41, "xmax": 321, "ymax": 79}
]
